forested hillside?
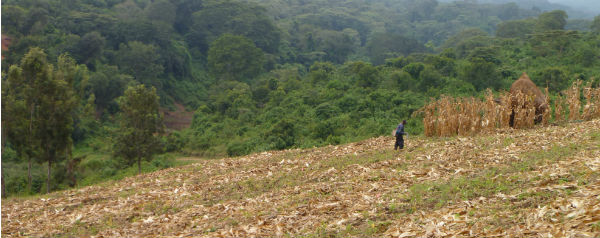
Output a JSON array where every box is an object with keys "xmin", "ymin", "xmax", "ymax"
[{"xmin": 2, "ymin": 0, "xmax": 600, "ymax": 195}]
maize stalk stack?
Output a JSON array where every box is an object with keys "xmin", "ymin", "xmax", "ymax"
[{"xmin": 415, "ymin": 80, "xmax": 600, "ymax": 137}]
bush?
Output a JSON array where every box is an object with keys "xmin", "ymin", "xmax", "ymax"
[
  {"xmin": 227, "ymin": 140, "xmax": 252, "ymax": 156},
  {"xmin": 164, "ymin": 131, "xmax": 187, "ymax": 152},
  {"xmin": 535, "ymin": 67, "xmax": 569, "ymax": 92}
]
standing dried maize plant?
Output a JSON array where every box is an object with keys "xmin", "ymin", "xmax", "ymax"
[
  {"xmin": 554, "ymin": 94, "xmax": 565, "ymax": 122},
  {"xmin": 511, "ymin": 92, "xmax": 524, "ymax": 129},
  {"xmin": 483, "ymin": 89, "xmax": 498, "ymax": 130},
  {"xmin": 451, "ymin": 97, "xmax": 460, "ymax": 135},
  {"xmin": 435, "ymin": 97, "xmax": 446, "ymax": 137},
  {"xmin": 447, "ymin": 97, "xmax": 459, "ymax": 136},
  {"xmin": 592, "ymin": 83, "xmax": 600, "ymax": 119},
  {"xmin": 415, "ymin": 79, "xmax": 600, "ymax": 138},
  {"xmin": 414, "ymin": 98, "xmax": 438, "ymax": 137},
  {"xmin": 422, "ymin": 103, "xmax": 434, "ymax": 137},
  {"xmin": 456, "ymin": 99, "xmax": 471, "ymax": 136},
  {"xmin": 473, "ymin": 98, "xmax": 484, "ymax": 133},
  {"xmin": 459, "ymin": 99, "xmax": 469, "ymax": 136},
  {"xmin": 459, "ymin": 99, "xmax": 472, "ymax": 136},
  {"xmin": 439, "ymin": 96, "xmax": 456, "ymax": 137},
  {"xmin": 566, "ymin": 80, "xmax": 582, "ymax": 121},
  {"xmin": 542, "ymin": 87, "xmax": 550, "ymax": 125},
  {"xmin": 582, "ymin": 81, "xmax": 593, "ymax": 120},
  {"xmin": 581, "ymin": 80, "xmax": 600, "ymax": 120},
  {"xmin": 525, "ymin": 96, "xmax": 536, "ymax": 128},
  {"xmin": 499, "ymin": 92, "xmax": 512, "ymax": 128}
]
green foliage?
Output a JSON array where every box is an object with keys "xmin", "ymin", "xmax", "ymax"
[
  {"xmin": 367, "ymin": 33, "xmax": 426, "ymax": 65},
  {"xmin": 88, "ymin": 64, "xmax": 133, "ymax": 114},
  {"xmin": 441, "ymin": 28, "xmax": 489, "ymax": 51},
  {"xmin": 349, "ymin": 62, "xmax": 379, "ymax": 88},
  {"xmin": 73, "ymin": 31, "xmax": 105, "ymax": 66},
  {"xmin": 207, "ymin": 34, "xmax": 266, "ymax": 81},
  {"xmin": 496, "ymin": 19, "xmax": 535, "ymax": 38},
  {"xmin": 114, "ymin": 85, "xmax": 164, "ymax": 174},
  {"xmin": 403, "ymin": 62, "xmax": 425, "ymax": 80},
  {"xmin": 115, "ymin": 41, "xmax": 164, "ymax": 87},
  {"xmin": 459, "ymin": 57, "xmax": 502, "ymax": 91},
  {"xmin": 191, "ymin": 0, "xmax": 280, "ymax": 54},
  {"xmin": 144, "ymin": 0, "xmax": 176, "ymax": 26},
  {"xmin": 266, "ymin": 119, "xmax": 296, "ymax": 150},
  {"xmin": 536, "ymin": 10, "xmax": 567, "ymax": 31},
  {"xmin": 592, "ymin": 16, "xmax": 600, "ymax": 33},
  {"xmin": 534, "ymin": 67, "xmax": 569, "ymax": 92},
  {"xmin": 3, "ymin": 48, "xmax": 79, "ymax": 193},
  {"xmin": 418, "ymin": 65, "xmax": 443, "ymax": 91}
]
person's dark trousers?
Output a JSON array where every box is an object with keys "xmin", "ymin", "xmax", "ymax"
[{"xmin": 394, "ymin": 135, "xmax": 404, "ymax": 150}]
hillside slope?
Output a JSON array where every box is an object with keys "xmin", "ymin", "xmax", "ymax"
[{"xmin": 2, "ymin": 120, "xmax": 600, "ymax": 237}]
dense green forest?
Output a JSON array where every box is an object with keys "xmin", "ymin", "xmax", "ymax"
[{"xmin": 2, "ymin": 0, "xmax": 600, "ymax": 196}]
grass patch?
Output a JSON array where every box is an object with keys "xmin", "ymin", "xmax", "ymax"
[
  {"xmin": 56, "ymin": 220, "xmax": 102, "ymax": 238},
  {"xmin": 511, "ymin": 143, "xmax": 580, "ymax": 173},
  {"xmin": 502, "ymin": 137, "xmax": 514, "ymax": 147},
  {"xmin": 320, "ymin": 150, "xmax": 403, "ymax": 170},
  {"xmin": 588, "ymin": 131, "xmax": 600, "ymax": 141},
  {"xmin": 403, "ymin": 169, "xmax": 514, "ymax": 212},
  {"xmin": 143, "ymin": 201, "xmax": 181, "ymax": 215}
]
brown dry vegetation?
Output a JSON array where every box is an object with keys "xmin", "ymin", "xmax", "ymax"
[
  {"xmin": 2, "ymin": 119, "xmax": 600, "ymax": 237},
  {"xmin": 161, "ymin": 103, "xmax": 194, "ymax": 131},
  {"xmin": 417, "ymin": 80, "xmax": 600, "ymax": 137}
]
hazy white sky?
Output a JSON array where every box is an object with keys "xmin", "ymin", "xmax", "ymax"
[{"xmin": 547, "ymin": 0, "xmax": 600, "ymax": 9}]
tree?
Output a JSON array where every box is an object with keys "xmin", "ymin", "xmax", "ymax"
[
  {"xmin": 116, "ymin": 41, "xmax": 164, "ymax": 87},
  {"xmin": 309, "ymin": 62, "xmax": 335, "ymax": 84},
  {"xmin": 266, "ymin": 119, "xmax": 295, "ymax": 150},
  {"xmin": 536, "ymin": 10, "xmax": 567, "ymax": 32},
  {"xmin": 73, "ymin": 31, "xmax": 105, "ymax": 66},
  {"xmin": 496, "ymin": 19, "xmax": 535, "ymax": 38},
  {"xmin": 441, "ymin": 28, "xmax": 488, "ymax": 50},
  {"xmin": 349, "ymin": 61, "xmax": 378, "ymax": 88},
  {"xmin": 89, "ymin": 64, "xmax": 132, "ymax": 114},
  {"xmin": 418, "ymin": 65, "xmax": 443, "ymax": 91},
  {"xmin": 3, "ymin": 48, "xmax": 78, "ymax": 193},
  {"xmin": 316, "ymin": 30, "xmax": 355, "ymax": 64},
  {"xmin": 173, "ymin": 0, "xmax": 204, "ymax": 33},
  {"xmin": 113, "ymin": 0, "xmax": 143, "ymax": 20},
  {"xmin": 367, "ymin": 33, "xmax": 426, "ymax": 65},
  {"xmin": 1, "ymin": 5, "xmax": 26, "ymax": 34},
  {"xmin": 497, "ymin": 2, "xmax": 520, "ymax": 21},
  {"xmin": 207, "ymin": 34, "xmax": 265, "ymax": 81},
  {"xmin": 38, "ymin": 54, "xmax": 78, "ymax": 194},
  {"xmin": 144, "ymin": 0, "xmax": 176, "ymax": 26},
  {"xmin": 190, "ymin": 0, "xmax": 280, "ymax": 54},
  {"xmin": 406, "ymin": 0, "xmax": 438, "ymax": 22},
  {"xmin": 2, "ymin": 65, "xmax": 37, "ymax": 193},
  {"xmin": 114, "ymin": 85, "xmax": 164, "ymax": 175},
  {"xmin": 535, "ymin": 67, "xmax": 569, "ymax": 92},
  {"xmin": 591, "ymin": 15, "xmax": 600, "ymax": 33},
  {"xmin": 459, "ymin": 58, "xmax": 501, "ymax": 91}
]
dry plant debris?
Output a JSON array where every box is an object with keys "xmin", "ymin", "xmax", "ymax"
[
  {"xmin": 2, "ymin": 120, "xmax": 600, "ymax": 237},
  {"xmin": 416, "ymin": 80, "xmax": 600, "ymax": 137}
]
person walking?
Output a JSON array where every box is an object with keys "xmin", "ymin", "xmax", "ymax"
[{"xmin": 394, "ymin": 120, "xmax": 406, "ymax": 150}]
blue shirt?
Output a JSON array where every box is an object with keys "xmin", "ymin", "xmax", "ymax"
[{"xmin": 395, "ymin": 124, "xmax": 405, "ymax": 136}]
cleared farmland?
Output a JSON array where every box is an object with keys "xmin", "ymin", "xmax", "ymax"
[{"xmin": 2, "ymin": 119, "xmax": 600, "ymax": 237}]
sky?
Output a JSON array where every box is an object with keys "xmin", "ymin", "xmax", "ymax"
[
  {"xmin": 465, "ymin": 0, "xmax": 600, "ymax": 18},
  {"xmin": 547, "ymin": 0, "xmax": 600, "ymax": 13}
]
